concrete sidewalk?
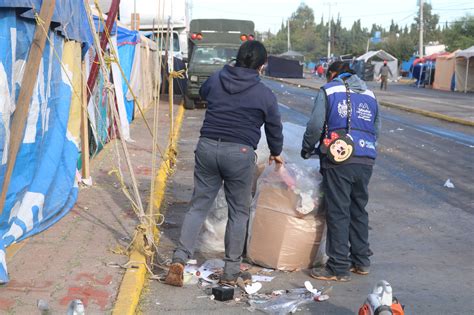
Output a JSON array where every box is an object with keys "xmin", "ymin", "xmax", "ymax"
[
  {"xmin": 268, "ymin": 76, "xmax": 474, "ymax": 126},
  {"xmin": 1, "ymin": 99, "xmax": 181, "ymax": 313}
]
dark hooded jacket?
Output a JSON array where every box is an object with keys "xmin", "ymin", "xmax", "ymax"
[{"xmin": 199, "ymin": 65, "xmax": 283, "ymax": 156}]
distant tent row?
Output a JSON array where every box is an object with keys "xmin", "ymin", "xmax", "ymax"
[{"xmin": 398, "ymin": 46, "xmax": 474, "ymax": 93}]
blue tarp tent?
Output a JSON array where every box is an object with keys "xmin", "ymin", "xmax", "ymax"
[{"xmin": 0, "ymin": 1, "xmax": 92, "ymax": 283}]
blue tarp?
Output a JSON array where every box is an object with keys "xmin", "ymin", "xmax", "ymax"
[
  {"xmin": 0, "ymin": 9, "xmax": 79, "ymax": 283},
  {"xmin": 117, "ymin": 27, "xmax": 140, "ymax": 123},
  {"xmin": 0, "ymin": 1, "xmax": 93, "ymax": 54},
  {"xmin": 92, "ymin": 15, "xmax": 140, "ymax": 122},
  {"xmin": 401, "ymin": 56, "xmax": 416, "ymax": 78}
]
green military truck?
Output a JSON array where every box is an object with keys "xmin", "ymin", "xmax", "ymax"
[{"xmin": 184, "ymin": 19, "xmax": 255, "ymax": 109}]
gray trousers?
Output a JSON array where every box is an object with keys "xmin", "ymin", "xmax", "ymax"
[{"xmin": 173, "ymin": 137, "xmax": 256, "ymax": 276}]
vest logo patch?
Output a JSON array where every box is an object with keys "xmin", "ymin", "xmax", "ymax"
[
  {"xmin": 359, "ymin": 139, "xmax": 375, "ymax": 150},
  {"xmin": 337, "ymin": 100, "xmax": 348, "ymax": 118},
  {"xmin": 357, "ymin": 103, "xmax": 373, "ymax": 121}
]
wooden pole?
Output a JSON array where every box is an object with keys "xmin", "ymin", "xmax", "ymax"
[
  {"xmin": 0, "ymin": 0, "xmax": 56, "ymax": 216},
  {"xmin": 81, "ymin": 62, "xmax": 90, "ymax": 180}
]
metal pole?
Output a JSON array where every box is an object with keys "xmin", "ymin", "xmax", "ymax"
[
  {"xmin": 287, "ymin": 19, "xmax": 290, "ymax": 52},
  {"xmin": 419, "ymin": 0, "xmax": 424, "ymax": 58},
  {"xmin": 327, "ymin": 3, "xmax": 331, "ymax": 58},
  {"xmin": 133, "ymin": 0, "xmax": 136, "ymax": 30},
  {"xmin": 465, "ymin": 58, "xmax": 469, "ymax": 93}
]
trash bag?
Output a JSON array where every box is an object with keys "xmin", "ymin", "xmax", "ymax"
[
  {"xmin": 313, "ymin": 223, "xmax": 328, "ymax": 267},
  {"xmin": 249, "ymin": 289, "xmax": 315, "ymax": 315},
  {"xmin": 197, "ymin": 188, "xmax": 227, "ymax": 253}
]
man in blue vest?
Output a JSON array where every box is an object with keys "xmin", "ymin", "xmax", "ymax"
[{"xmin": 301, "ymin": 61, "xmax": 381, "ymax": 282}]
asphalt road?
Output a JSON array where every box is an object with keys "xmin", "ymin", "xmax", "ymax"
[
  {"xmin": 140, "ymin": 82, "xmax": 474, "ymax": 314},
  {"xmin": 264, "ymin": 78, "xmax": 474, "ymax": 314}
]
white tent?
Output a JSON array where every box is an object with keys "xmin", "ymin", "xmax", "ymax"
[
  {"xmin": 356, "ymin": 50, "xmax": 398, "ymax": 80},
  {"xmin": 455, "ymin": 46, "xmax": 474, "ymax": 93}
]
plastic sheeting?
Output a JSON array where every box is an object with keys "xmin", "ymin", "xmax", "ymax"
[
  {"xmin": 266, "ymin": 55, "xmax": 303, "ymax": 78},
  {"xmin": 0, "ymin": 1, "xmax": 93, "ymax": 55},
  {"xmin": 117, "ymin": 27, "xmax": 140, "ymax": 123},
  {"xmin": 0, "ymin": 10, "xmax": 79, "ymax": 283}
]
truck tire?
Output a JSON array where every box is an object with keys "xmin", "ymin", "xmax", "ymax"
[{"xmin": 184, "ymin": 94, "xmax": 195, "ymax": 110}]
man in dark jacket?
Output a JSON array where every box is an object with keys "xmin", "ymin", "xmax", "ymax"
[
  {"xmin": 165, "ymin": 41, "xmax": 284, "ymax": 287},
  {"xmin": 301, "ymin": 61, "xmax": 380, "ymax": 282},
  {"xmin": 378, "ymin": 60, "xmax": 393, "ymax": 90}
]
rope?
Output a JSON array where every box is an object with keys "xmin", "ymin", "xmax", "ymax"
[
  {"xmin": 93, "ymin": 3, "xmax": 171, "ymax": 172},
  {"xmin": 169, "ymin": 69, "xmax": 185, "ymax": 79},
  {"xmin": 33, "ymin": 11, "xmax": 110, "ymax": 151},
  {"xmin": 86, "ymin": 3, "xmax": 157, "ymax": 258}
]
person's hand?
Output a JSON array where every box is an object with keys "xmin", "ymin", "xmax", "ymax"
[
  {"xmin": 301, "ymin": 149, "xmax": 311, "ymax": 160},
  {"xmin": 269, "ymin": 155, "xmax": 284, "ymax": 165}
]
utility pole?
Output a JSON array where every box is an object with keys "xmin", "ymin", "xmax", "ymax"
[
  {"xmin": 324, "ymin": 2, "xmax": 333, "ymax": 58},
  {"xmin": 419, "ymin": 0, "xmax": 424, "ymax": 58},
  {"xmin": 132, "ymin": 0, "xmax": 138, "ymax": 30},
  {"xmin": 287, "ymin": 18, "xmax": 291, "ymax": 52}
]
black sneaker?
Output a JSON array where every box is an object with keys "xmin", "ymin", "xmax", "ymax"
[
  {"xmin": 310, "ymin": 267, "xmax": 351, "ymax": 282},
  {"xmin": 219, "ymin": 271, "xmax": 252, "ymax": 286},
  {"xmin": 350, "ymin": 265, "xmax": 370, "ymax": 275}
]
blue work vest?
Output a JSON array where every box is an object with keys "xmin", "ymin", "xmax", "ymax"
[{"xmin": 322, "ymin": 80, "xmax": 378, "ymax": 159}]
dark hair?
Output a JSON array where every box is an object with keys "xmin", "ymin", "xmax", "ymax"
[
  {"xmin": 235, "ymin": 40, "xmax": 268, "ymax": 70},
  {"xmin": 326, "ymin": 61, "xmax": 355, "ymax": 79}
]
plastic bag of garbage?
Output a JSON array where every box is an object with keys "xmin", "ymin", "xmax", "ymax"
[
  {"xmin": 313, "ymin": 223, "xmax": 328, "ymax": 267},
  {"xmin": 256, "ymin": 122, "xmax": 323, "ymax": 215},
  {"xmin": 247, "ymin": 123, "xmax": 325, "ymax": 270},
  {"xmin": 197, "ymin": 188, "xmax": 227, "ymax": 253}
]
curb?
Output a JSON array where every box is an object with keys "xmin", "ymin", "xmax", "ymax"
[
  {"xmin": 379, "ymin": 101, "xmax": 474, "ymax": 127},
  {"xmin": 112, "ymin": 103, "xmax": 186, "ymax": 315},
  {"xmin": 267, "ymin": 77, "xmax": 473, "ymax": 127}
]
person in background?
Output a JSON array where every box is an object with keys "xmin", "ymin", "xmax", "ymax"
[
  {"xmin": 165, "ymin": 40, "xmax": 284, "ymax": 287},
  {"xmin": 317, "ymin": 64, "xmax": 325, "ymax": 79},
  {"xmin": 378, "ymin": 60, "xmax": 393, "ymax": 90},
  {"xmin": 301, "ymin": 61, "xmax": 381, "ymax": 282}
]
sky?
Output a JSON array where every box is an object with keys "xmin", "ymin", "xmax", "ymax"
[{"xmin": 190, "ymin": 0, "xmax": 474, "ymax": 33}]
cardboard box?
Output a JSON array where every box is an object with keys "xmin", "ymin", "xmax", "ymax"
[{"xmin": 247, "ymin": 186, "xmax": 325, "ymax": 270}]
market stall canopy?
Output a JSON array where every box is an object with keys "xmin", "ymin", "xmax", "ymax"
[
  {"xmin": 356, "ymin": 50, "xmax": 398, "ymax": 80},
  {"xmin": 456, "ymin": 46, "xmax": 474, "ymax": 59},
  {"xmin": 433, "ymin": 50, "xmax": 459, "ymax": 91},
  {"xmin": 455, "ymin": 46, "xmax": 474, "ymax": 92},
  {"xmin": 413, "ymin": 52, "xmax": 449, "ymax": 66}
]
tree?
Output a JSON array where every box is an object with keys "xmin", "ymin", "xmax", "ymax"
[
  {"xmin": 263, "ymin": 2, "xmax": 473, "ymax": 63},
  {"xmin": 442, "ymin": 15, "xmax": 474, "ymax": 50},
  {"xmin": 413, "ymin": 3, "xmax": 440, "ymax": 43}
]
